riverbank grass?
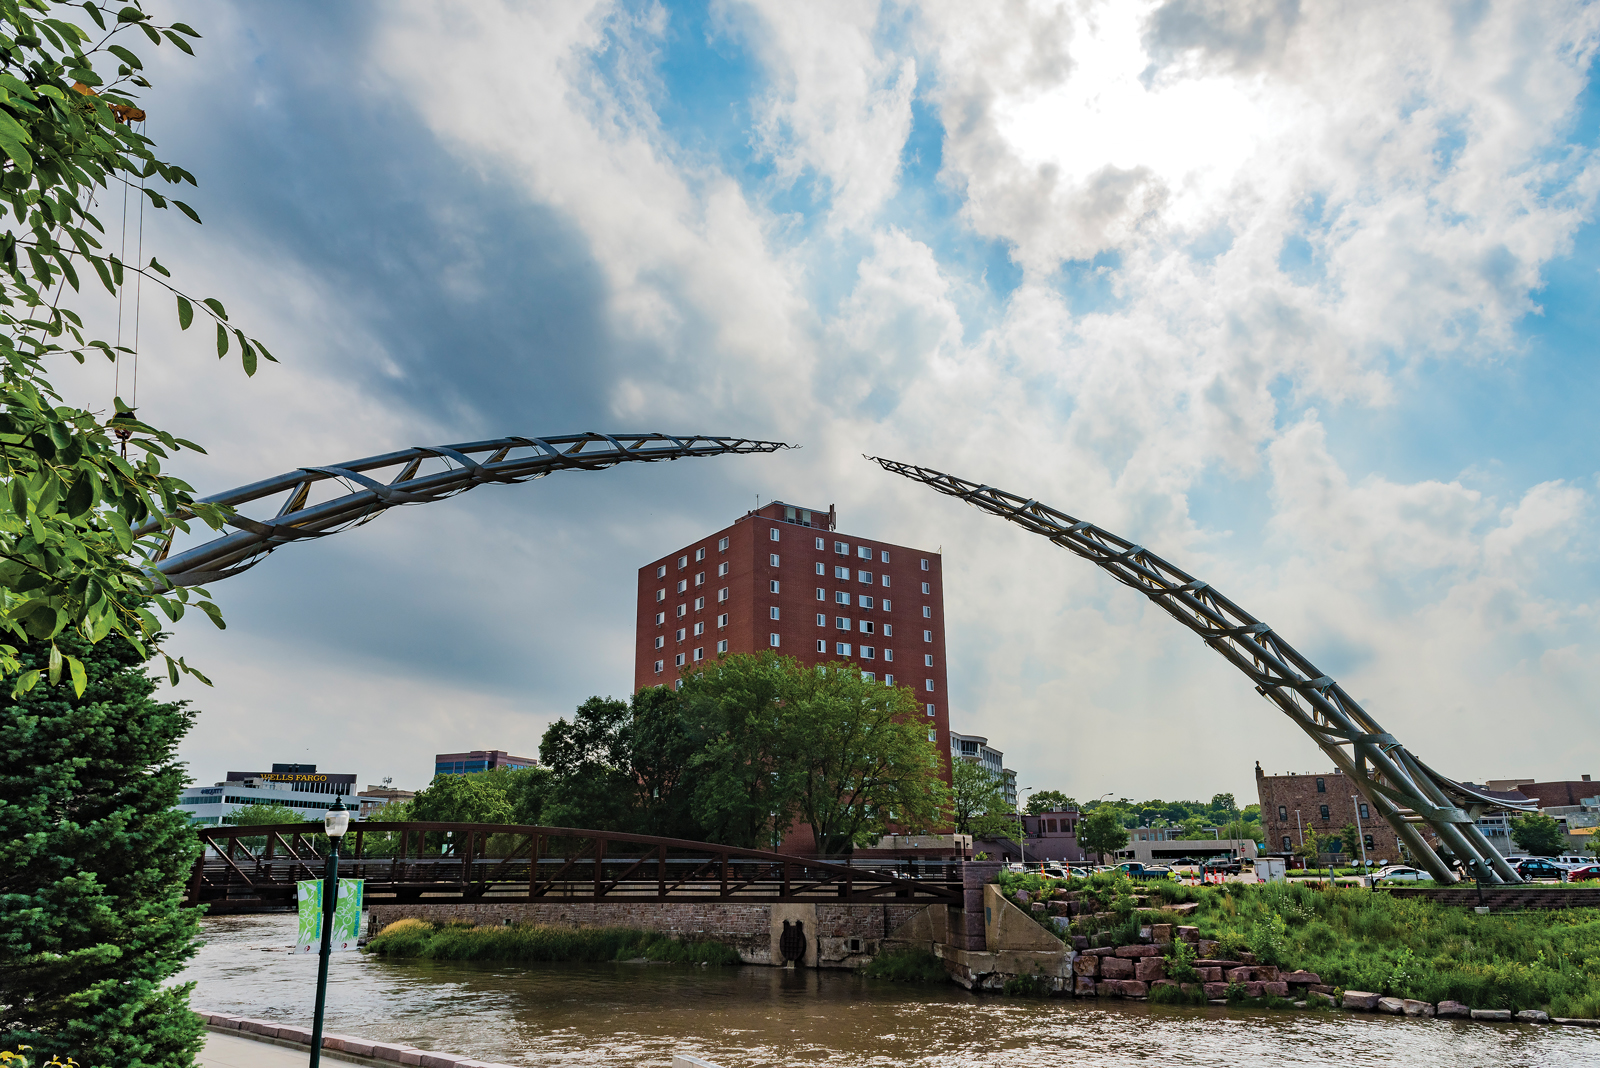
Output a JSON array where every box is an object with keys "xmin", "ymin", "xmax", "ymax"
[
  {"xmin": 863, "ymin": 947, "xmax": 948, "ymax": 983},
  {"xmin": 366, "ymin": 918, "xmax": 742, "ymax": 965}
]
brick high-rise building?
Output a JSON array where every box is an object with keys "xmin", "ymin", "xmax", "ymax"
[{"xmin": 633, "ymin": 500, "xmax": 951, "ymax": 766}]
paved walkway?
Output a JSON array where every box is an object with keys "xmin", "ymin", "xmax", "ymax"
[{"xmin": 200, "ymin": 1031, "xmax": 317, "ymax": 1068}]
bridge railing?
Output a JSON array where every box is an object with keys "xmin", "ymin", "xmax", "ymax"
[{"xmin": 188, "ymin": 822, "xmax": 965, "ymax": 908}]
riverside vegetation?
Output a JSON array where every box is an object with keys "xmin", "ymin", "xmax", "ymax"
[
  {"xmin": 996, "ymin": 870, "xmax": 1600, "ymax": 1018},
  {"xmin": 365, "ymin": 919, "xmax": 742, "ymax": 966}
]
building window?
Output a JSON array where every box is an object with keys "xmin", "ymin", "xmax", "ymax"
[
  {"xmin": 770, "ymin": 580, "xmax": 780, "ymax": 594},
  {"xmin": 676, "ymin": 605, "xmax": 687, "ymax": 618},
  {"xmin": 885, "ymin": 674, "xmax": 894, "ymax": 684},
  {"xmin": 695, "ymin": 547, "xmax": 705, "ymax": 561},
  {"xmin": 677, "ymin": 580, "xmax": 688, "ymax": 594},
  {"xmin": 654, "ymin": 660, "xmax": 664, "ymax": 674},
  {"xmin": 816, "ymin": 613, "xmax": 826, "ymax": 626},
  {"xmin": 1316, "ymin": 778, "xmax": 1326, "ymax": 793},
  {"xmin": 655, "ymin": 612, "xmax": 665, "ymax": 625},
  {"xmin": 816, "ymin": 587, "xmax": 825, "ymax": 600},
  {"xmin": 695, "ymin": 572, "xmax": 705, "ymax": 586},
  {"xmin": 861, "ymin": 646, "xmax": 875, "ymax": 659},
  {"xmin": 694, "ymin": 597, "xmax": 704, "ymax": 611},
  {"xmin": 1319, "ymin": 805, "xmax": 1330, "ymax": 820},
  {"xmin": 922, "ymin": 582, "xmax": 931, "ymax": 594},
  {"xmin": 835, "ymin": 541, "xmax": 848, "ymax": 554},
  {"xmin": 860, "ymin": 596, "xmax": 874, "ymax": 609},
  {"xmin": 856, "ymin": 545, "xmax": 869, "ymax": 559},
  {"xmin": 656, "ymin": 565, "xmax": 666, "ymax": 578},
  {"xmin": 884, "ymin": 649, "xmax": 893, "ymax": 661},
  {"xmin": 770, "ymin": 554, "xmax": 780, "ymax": 566},
  {"xmin": 815, "ymin": 537, "xmax": 825, "ymax": 550},
  {"xmin": 817, "ymin": 639, "xmax": 826, "ymax": 652},
  {"xmin": 676, "ymin": 628, "xmax": 686, "ymax": 641},
  {"xmin": 883, "ymin": 599, "xmax": 892, "ymax": 611},
  {"xmin": 693, "ymin": 622, "xmax": 704, "ymax": 636},
  {"xmin": 920, "ymin": 559, "xmax": 929, "ymax": 570},
  {"xmin": 923, "ymin": 630, "xmax": 932, "ymax": 642},
  {"xmin": 858, "ymin": 570, "xmax": 872, "ymax": 583},
  {"xmin": 1278, "ymin": 805, "xmax": 1287, "ymax": 822},
  {"xmin": 1282, "ymin": 836, "xmax": 1292, "ymax": 851},
  {"xmin": 928, "ymin": 729, "xmax": 936, "ymax": 742},
  {"xmin": 835, "ymin": 592, "xmax": 850, "ymax": 605},
  {"xmin": 770, "ymin": 633, "xmax": 781, "ymax": 647},
  {"xmin": 815, "ymin": 562, "xmax": 825, "ymax": 575},
  {"xmin": 718, "ymin": 587, "xmax": 729, "ymax": 602},
  {"xmin": 770, "ymin": 527, "xmax": 780, "ymax": 541},
  {"xmin": 922, "ymin": 606, "xmax": 931, "ymax": 618},
  {"xmin": 835, "ymin": 565, "xmax": 849, "ymax": 579},
  {"xmin": 862, "ymin": 671, "xmax": 876, "ymax": 680},
  {"xmin": 718, "ymin": 537, "xmax": 729, "ymax": 551},
  {"xmin": 769, "ymin": 607, "xmax": 780, "ymax": 620},
  {"xmin": 1359, "ymin": 803, "xmax": 1370, "ymax": 819},
  {"xmin": 656, "ymin": 589, "xmax": 666, "ymax": 602},
  {"xmin": 679, "ymin": 556, "xmax": 688, "ymax": 569},
  {"xmin": 717, "ymin": 640, "xmax": 728, "ymax": 653},
  {"xmin": 693, "ymin": 647, "xmax": 704, "ymax": 662},
  {"xmin": 675, "ymin": 653, "xmax": 686, "ymax": 666},
  {"xmin": 860, "ymin": 620, "xmax": 875, "ymax": 634},
  {"xmin": 717, "ymin": 613, "xmax": 728, "ymax": 627},
  {"xmin": 925, "ymin": 679, "xmax": 934, "ymax": 691},
  {"xmin": 836, "ymin": 617, "xmax": 850, "ymax": 630},
  {"xmin": 836, "ymin": 642, "xmax": 851, "ymax": 655},
  {"xmin": 926, "ymin": 703, "xmax": 935, "ymax": 716},
  {"xmin": 719, "ymin": 562, "xmax": 730, "ymax": 577},
  {"xmin": 924, "ymin": 654, "xmax": 933, "ymax": 667},
  {"xmin": 881, "ymin": 575, "xmax": 890, "ymax": 587},
  {"xmin": 675, "ymin": 678, "xmax": 684, "ymax": 691},
  {"xmin": 654, "ymin": 636, "xmax": 665, "ymax": 649},
  {"xmin": 880, "ymin": 550, "xmax": 889, "ymax": 563}
]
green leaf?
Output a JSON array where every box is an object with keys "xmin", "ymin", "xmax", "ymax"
[
  {"xmin": 104, "ymin": 510, "xmax": 132, "ymax": 552},
  {"xmin": 10, "ymin": 668, "xmax": 39, "ymax": 698},
  {"xmin": 63, "ymin": 470, "xmax": 93, "ymax": 517},
  {"xmin": 67, "ymin": 653, "xmax": 87, "ymax": 697},
  {"xmin": 84, "ymin": 2, "xmax": 108, "ymax": 30},
  {"xmin": 175, "ymin": 294, "xmax": 192, "ymax": 329},
  {"xmin": 10, "ymin": 478, "xmax": 28, "ymax": 518},
  {"xmin": 161, "ymin": 29, "xmax": 194, "ymax": 56},
  {"xmin": 138, "ymin": 20, "xmax": 160, "ymax": 44},
  {"xmin": 147, "ymin": 255, "xmax": 169, "ymax": 277},
  {"xmin": 171, "ymin": 22, "xmax": 202, "ymax": 37},
  {"xmin": 172, "ymin": 198, "xmax": 201, "ymax": 224},
  {"xmin": 238, "ymin": 333, "xmax": 256, "ymax": 376},
  {"xmin": 166, "ymin": 656, "xmax": 179, "ymax": 686},
  {"xmin": 48, "ymin": 641, "xmax": 61, "ymax": 685},
  {"xmin": 215, "ymin": 322, "xmax": 228, "ymax": 358},
  {"xmin": 0, "ymin": 110, "xmax": 34, "ymax": 174},
  {"xmin": 107, "ymin": 44, "xmax": 143, "ymax": 70},
  {"xmin": 116, "ymin": 5, "xmax": 147, "ymax": 23},
  {"xmin": 197, "ymin": 599, "xmax": 226, "ymax": 630},
  {"xmin": 47, "ymin": 421, "xmax": 71, "ymax": 450},
  {"xmin": 201, "ymin": 296, "xmax": 228, "ymax": 321}
]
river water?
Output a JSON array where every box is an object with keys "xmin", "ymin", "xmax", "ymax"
[{"xmin": 184, "ymin": 915, "xmax": 1595, "ymax": 1068}]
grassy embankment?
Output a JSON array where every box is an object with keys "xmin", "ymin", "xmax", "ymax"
[
  {"xmin": 996, "ymin": 870, "xmax": 1600, "ymax": 1017},
  {"xmin": 365, "ymin": 918, "xmax": 742, "ymax": 965}
]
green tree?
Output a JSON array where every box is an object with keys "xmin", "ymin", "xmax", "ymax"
[
  {"xmin": 951, "ymin": 759, "xmax": 1015, "ymax": 840},
  {"xmin": 226, "ymin": 801, "xmax": 309, "ymax": 826},
  {"xmin": 1295, "ymin": 829, "xmax": 1321, "ymax": 864},
  {"xmin": 1024, "ymin": 788, "xmax": 1074, "ymax": 815},
  {"xmin": 783, "ymin": 662, "xmax": 946, "ymax": 855},
  {"xmin": 1078, "ymin": 806, "xmax": 1130, "ymax": 863},
  {"xmin": 1510, "ymin": 813, "xmax": 1565, "ymax": 857},
  {"xmin": 0, "ymin": 2, "xmax": 268, "ymax": 695},
  {"xmin": 408, "ymin": 771, "xmax": 515, "ymax": 825},
  {"xmin": 1, "ymin": 635, "xmax": 202, "ymax": 1067},
  {"xmin": 1210, "ymin": 792, "xmax": 1236, "ymax": 813},
  {"xmin": 1178, "ymin": 815, "xmax": 1214, "ymax": 839}
]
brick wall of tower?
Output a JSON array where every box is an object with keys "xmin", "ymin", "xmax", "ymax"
[
  {"xmin": 634, "ymin": 503, "xmax": 952, "ymax": 790},
  {"xmin": 1254, "ymin": 765, "xmax": 1405, "ymax": 862}
]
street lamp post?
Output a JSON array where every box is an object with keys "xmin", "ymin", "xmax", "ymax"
[
  {"xmin": 309, "ymin": 795, "xmax": 350, "ymax": 1068},
  {"xmin": 1017, "ymin": 788, "xmax": 1034, "ymax": 870},
  {"xmin": 1352, "ymin": 794, "xmax": 1369, "ymax": 884}
]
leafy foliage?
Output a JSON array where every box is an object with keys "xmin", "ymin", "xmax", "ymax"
[
  {"xmin": 0, "ymin": 1, "xmax": 268, "ymax": 696},
  {"xmin": 950, "ymin": 757, "xmax": 1014, "ymax": 840},
  {"xmin": 1023, "ymin": 788, "xmax": 1073, "ymax": 815},
  {"xmin": 226, "ymin": 800, "xmax": 308, "ymax": 826},
  {"xmin": 1078, "ymin": 806, "xmax": 1130, "ymax": 862},
  {"xmin": 365, "ymin": 919, "xmax": 740, "ymax": 966},
  {"xmin": 863, "ymin": 946, "xmax": 948, "ymax": 982},
  {"xmin": 1509, "ymin": 813, "xmax": 1565, "ymax": 857},
  {"xmin": 0, "ymin": 634, "xmax": 204, "ymax": 1067}
]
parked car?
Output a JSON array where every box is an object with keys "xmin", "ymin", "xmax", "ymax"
[
  {"xmin": 1203, "ymin": 858, "xmax": 1242, "ymax": 875},
  {"xmin": 1067, "ymin": 866, "xmax": 1093, "ymax": 878},
  {"xmin": 1517, "ymin": 858, "xmax": 1569, "ymax": 881},
  {"xmin": 1565, "ymin": 863, "xmax": 1600, "ymax": 881},
  {"xmin": 1372, "ymin": 865, "xmax": 1427, "ymax": 882}
]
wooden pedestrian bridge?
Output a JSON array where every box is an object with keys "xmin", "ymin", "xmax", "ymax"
[{"xmin": 187, "ymin": 822, "xmax": 966, "ymax": 912}]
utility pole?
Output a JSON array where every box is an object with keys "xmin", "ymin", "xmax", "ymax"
[{"xmin": 1352, "ymin": 794, "xmax": 1369, "ymax": 883}]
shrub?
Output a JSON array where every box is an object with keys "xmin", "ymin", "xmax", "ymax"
[
  {"xmin": 1148, "ymin": 982, "xmax": 1206, "ymax": 1006},
  {"xmin": 1002, "ymin": 969, "xmax": 1053, "ymax": 997},
  {"xmin": 365, "ymin": 921, "xmax": 741, "ymax": 966},
  {"xmin": 864, "ymin": 948, "xmax": 947, "ymax": 983}
]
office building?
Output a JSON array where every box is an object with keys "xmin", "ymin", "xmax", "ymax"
[
  {"xmin": 174, "ymin": 762, "xmax": 356, "ymax": 826},
  {"xmin": 951, "ymin": 731, "xmax": 1017, "ymax": 808},
  {"xmin": 633, "ymin": 500, "xmax": 951, "ymax": 762},
  {"xmin": 433, "ymin": 750, "xmax": 538, "ymax": 777}
]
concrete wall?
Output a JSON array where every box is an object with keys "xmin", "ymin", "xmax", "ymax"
[{"xmin": 367, "ymin": 899, "xmax": 928, "ymax": 968}]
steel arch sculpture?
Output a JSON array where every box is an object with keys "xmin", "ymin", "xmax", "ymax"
[
  {"xmin": 869, "ymin": 455, "xmax": 1529, "ymax": 885},
  {"xmin": 138, "ymin": 433, "xmax": 793, "ymax": 586}
]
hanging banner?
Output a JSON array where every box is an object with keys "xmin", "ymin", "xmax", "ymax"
[{"xmin": 295, "ymin": 878, "xmax": 363, "ymax": 953}]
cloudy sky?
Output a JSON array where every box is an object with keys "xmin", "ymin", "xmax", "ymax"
[{"xmin": 74, "ymin": 0, "xmax": 1600, "ymax": 805}]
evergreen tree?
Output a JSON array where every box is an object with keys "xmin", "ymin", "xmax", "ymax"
[{"xmin": 0, "ymin": 635, "xmax": 204, "ymax": 1068}]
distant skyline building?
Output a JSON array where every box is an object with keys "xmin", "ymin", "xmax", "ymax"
[
  {"xmin": 174, "ymin": 762, "xmax": 356, "ymax": 826},
  {"xmin": 633, "ymin": 499, "xmax": 952, "ymax": 772},
  {"xmin": 950, "ymin": 731, "xmax": 1017, "ymax": 808},
  {"xmin": 433, "ymin": 750, "xmax": 538, "ymax": 777}
]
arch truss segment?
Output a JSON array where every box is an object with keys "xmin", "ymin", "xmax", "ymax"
[{"xmin": 868, "ymin": 455, "xmax": 1528, "ymax": 886}]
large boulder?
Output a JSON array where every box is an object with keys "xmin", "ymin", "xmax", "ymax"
[
  {"xmin": 1198, "ymin": 966, "xmax": 1223, "ymax": 983},
  {"xmin": 1115, "ymin": 944, "xmax": 1160, "ymax": 958},
  {"xmin": 1253, "ymin": 965, "xmax": 1280, "ymax": 983},
  {"xmin": 1377, "ymin": 998, "xmax": 1406, "ymax": 1015},
  {"xmin": 1177, "ymin": 926, "xmax": 1200, "ymax": 943},
  {"xmin": 1073, "ymin": 955, "xmax": 1100, "ymax": 977},
  {"xmin": 1225, "ymin": 967, "xmax": 1254, "ymax": 982},
  {"xmin": 1306, "ymin": 990, "xmax": 1335, "ymax": 1007},
  {"xmin": 1402, "ymin": 1000, "xmax": 1435, "ymax": 1018},
  {"xmin": 1281, "ymin": 970, "xmax": 1321, "ymax": 985},
  {"xmin": 1435, "ymin": 1000, "xmax": 1470, "ymax": 1018},
  {"xmin": 1150, "ymin": 923, "xmax": 1173, "ymax": 944},
  {"xmin": 1470, "ymin": 1009, "xmax": 1512, "ymax": 1022},
  {"xmin": 1121, "ymin": 980, "xmax": 1150, "ymax": 997},
  {"xmin": 1102, "ymin": 956, "xmax": 1136, "ymax": 980},
  {"xmin": 1074, "ymin": 977, "xmax": 1096, "ymax": 996},
  {"xmin": 1203, "ymin": 982, "xmax": 1230, "ymax": 1000},
  {"xmin": 1343, "ymin": 991, "xmax": 1381, "ymax": 1011},
  {"xmin": 1135, "ymin": 958, "xmax": 1167, "ymax": 982},
  {"xmin": 1197, "ymin": 939, "xmax": 1220, "ymax": 957},
  {"xmin": 1244, "ymin": 982, "xmax": 1265, "ymax": 997},
  {"xmin": 1261, "ymin": 982, "xmax": 1288, "ymax": 998},
  {"xmin": 1516, "ymin": 1010, "xmax": 1550, "ymax": 1024}
]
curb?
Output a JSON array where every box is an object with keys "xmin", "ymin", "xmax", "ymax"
[{"xmin": 199, "ymin": 1013, "xmax": 515, "ymax": 1068}]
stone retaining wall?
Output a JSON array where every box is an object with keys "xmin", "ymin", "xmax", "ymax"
[{"xmin": 1384, "ymin": 887, "xmax": 1600, "ymax": 909}]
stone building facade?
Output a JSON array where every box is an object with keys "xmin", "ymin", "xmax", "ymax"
[{"xmin": 1254, "ymin": 763, "xmax": 1404, "ymax": 863}]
